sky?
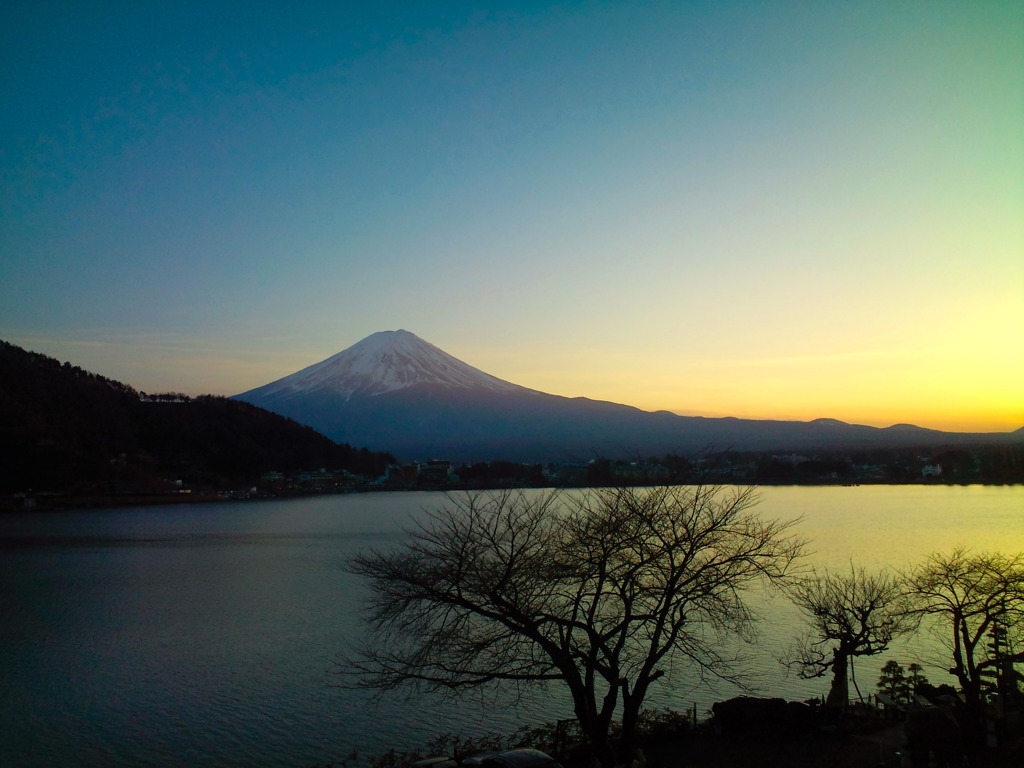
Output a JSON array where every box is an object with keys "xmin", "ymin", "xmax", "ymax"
[{"xmin": 2, "ymin": 1, "xmax": 1022, "ymax": 433}]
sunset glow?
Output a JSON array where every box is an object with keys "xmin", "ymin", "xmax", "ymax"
[{"xmin": 2, "ymin": 1, "xmax": 1021, "ymax": 433}]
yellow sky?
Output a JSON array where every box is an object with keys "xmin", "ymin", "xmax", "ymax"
[{"xmin": 2, "ymin": 2, "xmax": 1022, "ymax": 435}]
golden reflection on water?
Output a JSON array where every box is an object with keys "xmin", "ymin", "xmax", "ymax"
[
  {"xmin": 755, "ymin": 484, "xmax": 1024, "ymax": 571},
  {"xmin": 2, "ymin": 486, "xmax": 1020, "ymax": 765}
]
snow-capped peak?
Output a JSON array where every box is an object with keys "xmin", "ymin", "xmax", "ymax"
[{"xmin": 255, "ymin": 330, "xmax": 528, "ymax": 400}]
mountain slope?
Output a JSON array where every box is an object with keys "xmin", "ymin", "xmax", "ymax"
[
  {"xmin": 234, "ymin": 331, "xmax": 1021, "ymax": 463},
  {"xmin": 252, "ymin": 329, "xmax": 530, "ymax": 400},
  {"xmin": 0, "ymin": 340, "xmax": 394, "ymax": 495}
]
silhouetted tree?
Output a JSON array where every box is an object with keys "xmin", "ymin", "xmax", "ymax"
[
  {"xmin": 877, "ymin": 660, "xmax": 910, "ymax": 704},
  {"xmin": 346, "ymin": 486, "xmax": 803, "ymax": 768},
  {"xmin": 906, "ymin": 662, "xmax": 929, "ymax": 699},
  {"xmin": 660, "ymin": 453, "xmax": 693, "ymax": 482},
  {"xmin": 786, "ymin": 565, "xmax": 916, "ymax": 706},
  {"xmin": 585, "ymin": 457, "xmax": 612, "ymax": 485},
  {"xmin": 906, "ymin": 549, "xmax": 1024, "ymax": 736}
]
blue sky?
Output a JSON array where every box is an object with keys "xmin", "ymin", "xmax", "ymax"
[{"xmin": 2, "ymin": 1, "xmax": 1022, "ymax": 431}]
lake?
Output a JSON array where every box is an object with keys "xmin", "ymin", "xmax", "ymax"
[{"xmin": 1, "ymin": 485, "xmax": 1021, "ymax": 767}]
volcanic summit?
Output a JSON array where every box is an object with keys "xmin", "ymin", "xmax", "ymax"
[{"xmin": 234, "ymin": 331, "xmax": 1010, "ymax": 463}]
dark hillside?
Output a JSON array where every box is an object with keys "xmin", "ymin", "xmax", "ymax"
[
  {"xmin": 0, "ymin": 340, "xmax": 393, "ymax": 497},
  {"xmin": 129, "ymin": 395, "xmax": 392, "ymax": 483},
  {"xmin": 0, "ymin": 341, "xmax": 142, "ymax": 494}
]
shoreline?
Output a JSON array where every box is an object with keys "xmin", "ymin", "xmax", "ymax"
[{"xmin": 3, "ymin": 479, "xmax": 1021, "ymax": 513}]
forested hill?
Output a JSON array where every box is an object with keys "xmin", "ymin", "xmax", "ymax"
[{"xmin": 0, "ymin": 340, "xmax": 395, "ymax": 498}]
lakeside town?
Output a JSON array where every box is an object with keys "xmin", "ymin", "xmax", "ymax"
[{"xmin": 12, "ymin": 443, "xmax": 1018, "ymax": 512}]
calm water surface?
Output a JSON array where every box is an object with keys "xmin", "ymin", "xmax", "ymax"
[{"xmin": 1, "ymin": 486, "xmax": 1021, "ymax": 767}]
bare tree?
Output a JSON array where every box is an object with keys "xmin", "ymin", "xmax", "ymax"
[
  {"xmin": 786, "ymin": 565, "xmax": 916, "ymax": 706},
  {"xmin": 346, "ymin": 485, "xmax": 803, "ymax": 767},
  {"xmin": 905, "ymin": 549, "xmax": 1024, "ymax": 732}
]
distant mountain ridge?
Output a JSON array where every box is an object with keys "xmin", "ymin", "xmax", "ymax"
[{"xmin": 234, "ymin": 330, "xmax": 1021, "ymax": 463}]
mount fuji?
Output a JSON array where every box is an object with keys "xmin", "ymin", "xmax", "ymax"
[
  {"xmin": 233, "ymin": 330, "xmax": 1015, "ymax": 462},
  {"xmin": 241, "ymin": 329, "xmax": 531, "ymax": 401}
]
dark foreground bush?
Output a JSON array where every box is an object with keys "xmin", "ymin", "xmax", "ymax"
[
  {"xmin": 710, "ymin": 697, "xmax": 819, "ymax": 741},
  {"xmin": 309, "ymin": 708, "xmax": 694, "ymax": 768}
]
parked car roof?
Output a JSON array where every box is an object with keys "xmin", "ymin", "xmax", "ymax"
[
  {"xmin": 408, "ymin": 758, "xmax": 458, "ymax": 768},
  {"xmin": 461, "ymin": 748, "xmax": 562, "ymax": 768}
]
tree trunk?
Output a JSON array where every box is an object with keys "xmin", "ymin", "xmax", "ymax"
[
  {"xmin": 619, "ymin": 689, "xmax": 643, "ymax": 766},
  {"xmin": 826, "ymin": 650, "xmax": 849, "ymax": 707},
  {"xmin": 959, "ymin": 678, "xmax": 985, "ymax": 746},
  {"xmin": 578, "ymin": 720, "xmax": 617, "ymax": 768},
  {"xmin": 569, "ymin": 684, "xmax": 619, "ymax": 768}
]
